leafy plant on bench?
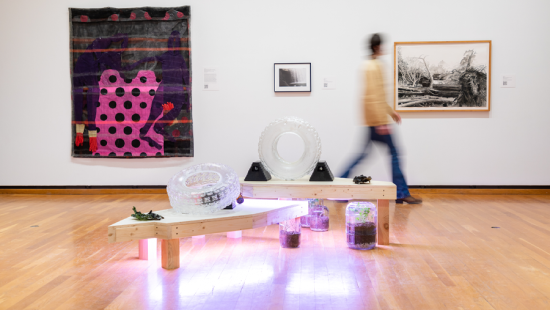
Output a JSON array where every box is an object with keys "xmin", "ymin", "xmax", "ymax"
[{"xmin": 131, "ymin": 207, "xmax": 164, "ymax": 221}]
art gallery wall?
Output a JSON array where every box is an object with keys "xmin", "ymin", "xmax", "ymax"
[{"xmin": 1, "ymin": 0, "xmax": 549, "ymax": 186}]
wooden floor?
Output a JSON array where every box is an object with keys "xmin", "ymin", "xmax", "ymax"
[{"xmin": 1, "ymin": 194, "xmax": 550, "ymax": 310}]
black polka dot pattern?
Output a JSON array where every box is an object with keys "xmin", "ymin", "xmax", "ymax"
[
  {"xmin": 115, "ymin": 139, "xmax": 125, "ymax": 148},
  {"xmin": 95, "ymin": 71, "xmax": 165, "ymax": 157},
  {"xmin": 115, "ymin": 87, "xmax": 125, "ymax": 97},
  {"xmin": 115, "ymin": 113, "xmax": 125, "ymax": 122},
  {"xmin": 156, "ymin": 78, "xmax": 161, "ymax": 83}
]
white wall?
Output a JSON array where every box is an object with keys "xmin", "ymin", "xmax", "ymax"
[{"xmin": 1, "ymin": 0, "xmax": 549, "ymax": 186}]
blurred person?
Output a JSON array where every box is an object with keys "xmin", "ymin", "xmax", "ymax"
[{"xmin": 340, "ymin": 33, "xmax": 422, "ymax": 204}]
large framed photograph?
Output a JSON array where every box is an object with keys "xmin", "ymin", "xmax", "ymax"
[
  {"xmin": 394, "ymin": 40, "xmax": 491, "ymax": 112},
  {"xmin": 274, "ymin": 63, "xmax": 311, "ymax": 92}
]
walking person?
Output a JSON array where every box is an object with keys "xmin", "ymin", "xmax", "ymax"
[{"xmin": 340, "ymin": 34, "xmax": 421, "ymax": 204}]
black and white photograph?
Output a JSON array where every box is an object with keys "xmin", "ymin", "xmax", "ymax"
[
  {"xmin": 394, "ymin": 41, "xmax": 491, "ymax": 112},
  {"xmin": 274, "ymin": 63, "xmax": 311, "ymax": 92}
]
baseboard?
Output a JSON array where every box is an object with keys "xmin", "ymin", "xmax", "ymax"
[
  {"xmin": 0, "ymin": 186, "xmax": 166, "ymax": 195},
  {"xmin": 409, "ymin": 186, "xmax": 550, "ymax": 195},
  {"xmin": 1, "ymin": 186, "xmax": 549, "ymax": 195}
]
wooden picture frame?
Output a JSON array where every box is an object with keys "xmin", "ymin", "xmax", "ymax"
[
  {"xmin": 394, "ymin": 40, "xmax": 491, "ymax": 112},
  {"xmin": 274, "ymin": 63, "xmax": 311, "ymax": 92}
]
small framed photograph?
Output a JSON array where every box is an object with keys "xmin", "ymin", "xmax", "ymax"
[{"xmin": 274, "ymin": 63, "xmax": 311, "ymax": 92}]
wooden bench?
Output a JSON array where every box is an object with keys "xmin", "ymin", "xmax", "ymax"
[
  {"xmin": 108, "ymin": 177, "xmax": 396, "ymax": 269},
  {"xmin": 240, "ymin": 177, "xmax": 396, "ymax": 245},
  {"xmin": 108, "ymin": 199, "xmax": 307, "ymax": 269}
]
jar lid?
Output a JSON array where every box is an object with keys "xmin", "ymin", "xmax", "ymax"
[{"xmin": 346, "ymin": 201, "xmax": 375, "ymax": 209}]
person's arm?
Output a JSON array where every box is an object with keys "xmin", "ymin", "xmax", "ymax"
[{"xmin": 366, "ymin": 61, "xmax": 401, "ymax": 135}]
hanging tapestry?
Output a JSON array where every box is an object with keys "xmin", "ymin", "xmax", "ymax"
[{"xmin": 70, "ymin": 7, "xmax": 193, "ymax": 158}]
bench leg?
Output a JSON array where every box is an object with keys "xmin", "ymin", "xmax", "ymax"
[
  {"xmin": 138, "ymin": 238, "xmax": 157, "ymax": 260},
  {"xmin": 377, "ymin": 199, "xmax": 390, "ymax": 245},
  {"xmin": 161, "ymin": 239, "xmax": 180, "ymax": 269},
  {"xmin": 227, "ymin": 231, "xmax": 242, "ymax": 238}
]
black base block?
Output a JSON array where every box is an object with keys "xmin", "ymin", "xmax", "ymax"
[
  {"xmin": 309, "ymin": 160, "xmax": 334, "ymax": 181},
  {"xmin": 244, "ymin": 161, "xmax": 272, "ymax": 181},
  {"xmin": 224, "ymin": 201, "xmax": 237, "ymax": 209}
]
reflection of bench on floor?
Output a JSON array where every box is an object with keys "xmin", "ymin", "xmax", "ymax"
[{"xmin": 108, "ymin": 199, "xmax": 307, "ymax": 269}]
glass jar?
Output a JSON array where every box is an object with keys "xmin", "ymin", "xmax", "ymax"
[
  {"xmin": 346, "ymin": 202, "xmax": 377, "ymax": 250},
  {"xmin": 300, "ymin": 199, "xmax": 316, "ymax": 227},
  {"xmin": 279, "ymin": 217, "xmax": 301, "ymax": 248},
  {"xmin": 310, "ymin": 199, "xmax": 329, "ymax": 232}
]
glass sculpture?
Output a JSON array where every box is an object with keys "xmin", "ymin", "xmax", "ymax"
[
  {"xmin": 346, "ymin": 202, "xmax": 377, "ymax": 250},
  {"xmin": 310, "ymin": 199, "xmax": 329, "ymax": 232},
  {"xmin": 279, "ymin": 217, "xmax": 301, "ymax": 248},
  {"xmin": 167, "ymin": 163, "xmax": 240, "ymax": 214},
  {"xmin": 258, "ymin": 117, "xmax": 321, "ymax": 180}
]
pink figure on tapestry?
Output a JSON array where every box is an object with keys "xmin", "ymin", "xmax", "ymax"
[{"xmin": 94, "ymin": 70, "xmax": 164, "ymax": 156}]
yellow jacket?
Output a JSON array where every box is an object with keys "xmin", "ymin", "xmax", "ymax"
[{"xmin": 363, "ymin": 59, "xmax": 394, "ymax": 126}]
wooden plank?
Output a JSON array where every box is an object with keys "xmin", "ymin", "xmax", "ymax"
[
  {"xmin": 377, "ymin": 199, "xmax": 390, "ymax": 245},
  {"xmin": 265, "ymin": 203, "xmax": 307, "ymax": 226},
  {"xmin": 161, "ymin": 239, "xmax": 180, "ymax": 269},
  {"xmin": 138, "ymin": 239, "xmax": 148, "ymax": 260},
  {"xmin": 107, "ymin": 226, "xmax": 116, "ymax": 243},
  {"xmin": 113, "ymin": 225, "xmax": 155, "ymax": 243},
  {"xmin": 170, "ymin": 217, "xmax": 254, "ymax": 238},
  {"xmin": 241, "ymin": 177, "xmax": 397, "ymax": 200},
  {"xmin": 108, "ymin": 200, "xmax": 308, "ymax": 242}
]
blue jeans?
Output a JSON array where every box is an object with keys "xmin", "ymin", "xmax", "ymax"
[{"xmin": 340, "ymin": 126, "xmax": 411, "ymax": 199}]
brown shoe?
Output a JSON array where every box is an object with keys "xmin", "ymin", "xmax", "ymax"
[{"xmin": 396, "ymin": 196, "xmax": 422, "ymax": 204}]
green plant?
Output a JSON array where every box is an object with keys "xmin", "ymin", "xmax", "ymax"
[
  {"xmin": 355, "ymin": 207, "xmax": 371, "ymax": 223},
  {"xmin": 131, "ymin": 206, "xmax": 164, "ymax": 221}
]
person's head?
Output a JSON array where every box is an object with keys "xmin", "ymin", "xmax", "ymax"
[{"xmin": 369, "ymin": 33, "xmax": 383, "ymax": 56}]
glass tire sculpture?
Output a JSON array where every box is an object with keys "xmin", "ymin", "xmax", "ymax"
[
  {"xmin": 167, "ymin": 163, "xmax": 240, "ymax": 214},
  {"xmin": 258, "ymin": 117, "xmax": 321, "ymax": 180}
]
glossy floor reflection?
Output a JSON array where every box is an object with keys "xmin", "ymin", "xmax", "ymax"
[{"xmin": 1, "ymin": 194, "xmax": 550, "ymax": 309}]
